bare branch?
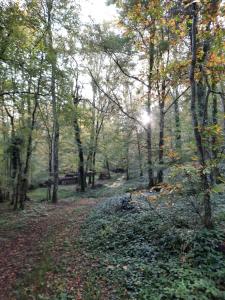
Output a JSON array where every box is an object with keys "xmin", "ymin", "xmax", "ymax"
[
  {"xmin": 88, "ymin": 67, "xmax": 146, "ymax": 130},
  {"xmin": 164, "ymin": 86, "xmax": 190, "ymax": 115},
  {"xmin": 209, "ymin": 90, "xmax": 225, "ymax": 96},
  {"xmin": 109, "ymin": 53, "xmax": 149, "ymax": 88},
  {"xmin": 0, "ymin": 91, "xmax": 50, "ymax": 97}
]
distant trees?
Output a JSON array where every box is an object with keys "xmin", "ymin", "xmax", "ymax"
[{"xmin": 0, "ymin": 0, "xmax": 224, "ymax": 230}]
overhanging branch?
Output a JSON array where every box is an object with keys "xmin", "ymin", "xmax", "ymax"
[
  {"xmin": 88, "ymin": 67, "xmax": 145, "ymax": 130},
  {"xmin": 109, "ymin": 53, "xmax": 149, "ymax": 88},
  {"xmin": 0, "ymin": 91, "xmax": 50, "ymax": 97},
  {"xmin": 164, "ymin": 86, "xmax": 190, "ymax": 115}
]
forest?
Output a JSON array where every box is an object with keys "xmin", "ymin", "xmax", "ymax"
[{"xmin": 0, "ymin": 0, "xmax": 225, "ymax": 299}]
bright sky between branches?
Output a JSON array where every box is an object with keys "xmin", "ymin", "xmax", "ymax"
[
  {"xmin": 81, "ymin": 0, "xmax": 117, "ymax": 23},
  {"xmin": 4, "ymin": 0, "xmax": 117, "ymax": 23}
]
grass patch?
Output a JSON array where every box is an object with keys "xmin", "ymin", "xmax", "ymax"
[
  {"xmin": 28, "ymin": 186, "xmax": 76, "ymax": 202},
  {"xmin": 79, "ymin": 175, "xmax": 148, "ymax": 199},
  {"xmin": 28, "ymin": 175, "xmax": 148, "ymax": 202}
]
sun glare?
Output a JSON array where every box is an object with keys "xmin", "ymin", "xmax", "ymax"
[{"xmin": 141, "ymin": 110, "xmax": 151, "ymax": 126}]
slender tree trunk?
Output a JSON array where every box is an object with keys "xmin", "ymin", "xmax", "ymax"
[
  {"xmin": 136, "ymin": 129, "xmax": 143, "ymax": 177},
  {"xmin": 157, "ymin": 106, "xmax": 165, "ymax": 183},
  {"xmin": 211, "ymin": 83, "xmax": 220, "ymax": 182},
  {"xmin": 157, "ymin": 81, "xmax": 166, "ymax": 183},
  {"xmin": 73, "ymin": 97, "xmax": 85, "ymax": 192},
  {"xmin": 146, "ymin": 31, "xmax": 155, "ymax": 187},
  {"xmin": 47, "ymin": 141, "xmax": 52, "ymax": 201},
  {"xmin": 174, "ymin": 89, "xmax": 182, "ymax": 151},
  {"xmin": 3, "ymin": 105, "xmax": 17, "ymax": 206},
  {"xmin": 90, "ymin": 119, "xmax": 103, "ymax": 188},
  {"xmin": 47, "ymin": 0, "xmax": 59, "ymax": 203},
  {"xmin": 87, "ymin": 135, "xmax": 95, "ymax": 185},
  {"xmin": 105, "ymin": 157, "xmax": 111, "ymax": 179},
  {"xmin": 0, "ymin": 107, "xmax": 8, "ymax": 202},
  {"xmin": 51, "ymin": 72, "xmax": 59, "ymax": 203},
  {"xmin": 189, "ymin": 3, "xmax": 212, "ymax": 228},
  {"xmin": 91, "ymin": 151, "xmax": 96, "ymax": 188},
  {"xmin": 86, "ymin": 152, "xmax": 92, "ymax": 185},
  {"xmin": 11, "ymin": 136, "xmax": 17, "ymax": 206},
  {"xmin": 19, "ymin": 72, "xmax": 42, "ymax": 208},
  {"xmin": 13, "ymin": 141, "xmax": 22, "ymax": 210},
  {"xmin": 87, "ymin": 79, "xmax": 97, "ymax": 186},
  {"xmin": 220, "ymin": 84, "xmax": 225, "ymax": 136},
  {"xmin": 126, "ymin": 141, "xmax": 129, "ymax": 181}
]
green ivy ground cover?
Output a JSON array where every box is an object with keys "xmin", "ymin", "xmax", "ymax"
[{"xmin": 81, "ymin": 192, "xmax": 225, "ymax": 300}]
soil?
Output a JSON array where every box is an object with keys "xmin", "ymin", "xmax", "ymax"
[{"xmin": 0, "ymin": 198, "xmax": 110, "ymax": 300}]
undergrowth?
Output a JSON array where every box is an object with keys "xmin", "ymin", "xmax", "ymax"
[{"xmin": 81, "ymin": 192, "xmax": 225, "ymax": 299}]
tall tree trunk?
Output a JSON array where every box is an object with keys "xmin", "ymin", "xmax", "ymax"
[
  {"xmin": 0, "ymin": 107, "xmax": 9, "ymax": 202},
  {"xmin": 146, "ymin": 36, "xmax": 155, "ymax": 187},
  {"xmin": 157, "ymin": 81, "xmax": 166, "ymax": 183},
  {"xmin": 47, "ymin": 141, "xmax": 52, "ymax": 201},
  {"xmin": 73, "ymin": 112, "xmax": 85, "ymax": 192},
  {"xmin": 3, "ymin": 103, "xmax": 17, "ymax": 206},
  {"xmin": 47, "ymin": 0, "xmax": 59, "ymax": 203},
  {"xmin": 10, "ymin": 137, "xmax": 23, "ymax": 210},
  {"xmin": 51, "ymin": 68, "xmax": 59, "ymax": 203},
  {"xmin": 19, "ymin": 71, "xmax": 42, "ymax": 208},
  {"xmin": 189, "ymin": 3, "xmax": 212, "ymax": 228},
  {"xmin": 90, "ymin": 118, "xmax": 104, "ymax": 188},
  {"xmin": 72, "ymin": 83, "xmax": 86, "ymax": 192},
  {"xmin": 126, "ymin": 141, "xmax": 129, "ymax": 181},
  {"xmin": 87, "ymin": 79, "xmax": 97, "ymax": 186},
  {"xmin": 211, "ymin": 82, "xmax": 220, "ymax": 182},
  {"xmin": 220, "ymin": 84, "xmax": 225, "ymax": 136},
  {"xmin": 91, "ymin": 151, "xmax": 96, "ymax": 188}
]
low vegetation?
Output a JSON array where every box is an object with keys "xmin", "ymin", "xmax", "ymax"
[{"xmin": 81, "ymin": 185, "xmax": 225, "ymax": 299}]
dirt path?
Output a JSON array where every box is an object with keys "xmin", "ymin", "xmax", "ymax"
[{"xmin": 0, "ymin": 198, "xmax": 109, "ymax": 300}]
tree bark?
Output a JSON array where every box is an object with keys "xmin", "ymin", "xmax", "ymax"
[
  {"xmin": 46, "ymin": 0, "xmax": 59, "ymax": 203},
  {"xmin": 19, "ymin": 70, "xmax": 42, "ymax": 208},
  {"xmin": 211, "ymin": 82, "xmax": 220, "ymax": 182},
  {"xmin": 136, "ymin": 128, "xmax": 143, "ymax": 177},
  {"xmin": 157, "ymin": 80, "xmax": 166, "ymax": 183},
  {"xmin": 91, "ymin": 151, "xmax": 96, "ymax": 188},
  {"xmin": 146, "ymin": 35, "xmax": 155, "ymax": 187},
  {"xmin": 174, "ymin": 89, "xmax": 182, "ymax": 151},
  {"xmin": 51, "ymin": 65, "xmax": 59, "ymax": 203},
  {"xmin": 73, "ymin": 112, "xmax": 86, "ymax": 192},
  {"xmin": 105, "ymin": 157, "xmax": 111, "ymax": 179},
  {"xmin": 220, "ymin": 84, "xmax": 225, "ymax": 136},
  {"xmin": 189, "ymin": 2, "xmax": 212, "ymax": 228},
  {"xmin": 126, "ymin": 136, "xmax": 130, "ymax": 181}
]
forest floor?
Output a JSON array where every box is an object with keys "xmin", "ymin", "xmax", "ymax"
[
  {"xmin": 0, "ymin": 195, "xmax": 114, "ymax": 300},
  {"xmin": 0, "ymin": 174, "xmax": 137, "ymax": 300},
  {"xmin": 1, "ymin": 176, "xmax": 225, "ymax": 300}
]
